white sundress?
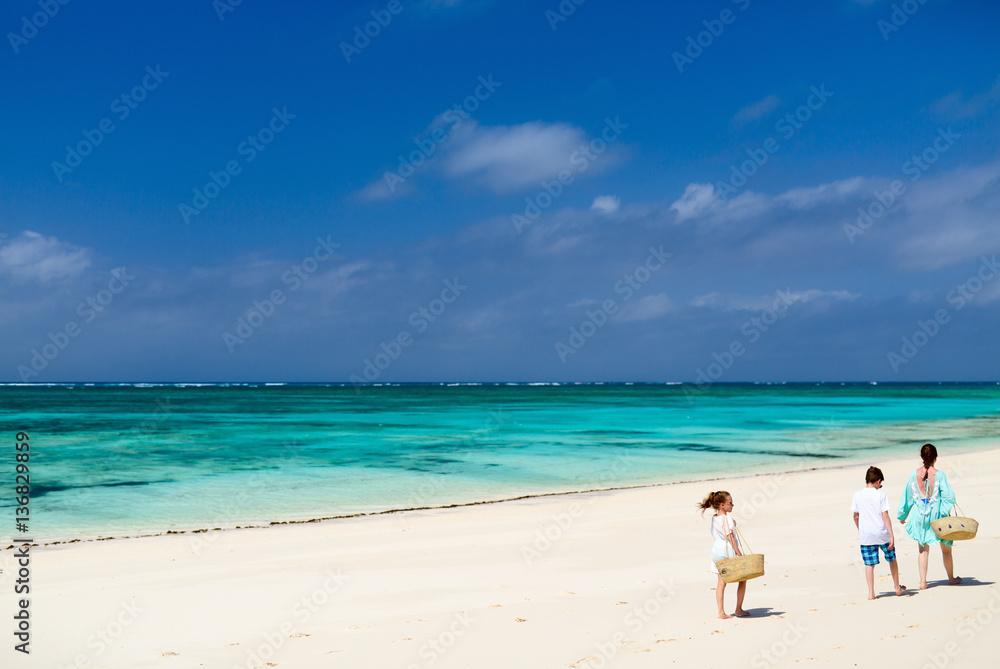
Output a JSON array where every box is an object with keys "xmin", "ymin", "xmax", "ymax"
[{"xmin": 709, "ymin": 513, "xmax": 741, "ymax": 574}]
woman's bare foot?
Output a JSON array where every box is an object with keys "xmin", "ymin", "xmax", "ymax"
[
  {"xmin": 949, "ymin": 576, "xmax": 963, "ymax": 585},
  {"xmin": 895, "ymin": 585, "xmax": 907, "ymax": 595},
  {"xmin": 718, "ymin": 612, "xmax": 731, "ymax": 620},
  {"xmin": 867, "ymin": 594, "xmax": 876, "ymax": 600},
  {"xmin": 734, "ymin": 609, "xmax": 750, "ymax": 617},
  {"xmin": 919, "ymin": 582, "xmax": 929, "ymax": 590}
]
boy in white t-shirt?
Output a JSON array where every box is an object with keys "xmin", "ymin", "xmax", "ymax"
[{"xmin": 851, "ymin": 466, "xmax": 906, "ymax": 600}]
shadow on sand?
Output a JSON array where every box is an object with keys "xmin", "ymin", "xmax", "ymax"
[
  {"xmin": 738, "ymin": 607, "xmax": 786, "ymax": 618},
  {"xmin": 924, "ymin": 577, "xmax": 994, "ymax": 588}
]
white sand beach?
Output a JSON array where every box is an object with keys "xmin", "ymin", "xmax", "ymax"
[{"xmin": 2, "ymin": 448, "xmax": 997, "ymax": 668}]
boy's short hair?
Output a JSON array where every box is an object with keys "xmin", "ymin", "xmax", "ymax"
[{"xmin": 865, "ymin": 466, "xmax": 884, "ymax": 484}]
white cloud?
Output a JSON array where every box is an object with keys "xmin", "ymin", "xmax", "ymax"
[
  {"xmin": 590, "ymin": 195, "xmax": 620, "ymax": 214},
  {"xmin": 358, "ymin": 116, "xmax": 625, "ymax": 199},
  {"xmin": 459, "ymin": 304, "xmax": 505, "ymax": 332},
  {"xmin": 930, "ymin": 76, "xmax": 1000, "ymax": 120},
  {"xmin": 692, "ymin": 289, "xmax": 859, "ymax": 311},
  {"xmin": 732, "ymin": 94, "xmax": 780, "ymax": 125},
  {"xmin": 443, "ymin": 121, "xmax": 604, "ymax": 191},
  {"xmin": 618, "ymin": 293, "xmax": 676, "ymax": 322},
  {"xmin": 0, "ymin": 231, "xmax": 92, "ymax": 283},
  {"xmin": 357, "ymin": 174, "xmax": 413, "ymax": 201},
  {"xmin": 891, "ymin": 162, "xmax": 1000, "ymax": 269},
  {"xmin": 776, "ymin": 177, "xmax": 867, "ymax": 209},
  {"xmin": 670, "ymin": 183, "xmax": 718, "ymax": 221}
]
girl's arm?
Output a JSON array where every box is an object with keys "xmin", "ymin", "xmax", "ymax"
[{"xmin": 725, "ymin": 517, "xmax": 742, "ymax": 556}]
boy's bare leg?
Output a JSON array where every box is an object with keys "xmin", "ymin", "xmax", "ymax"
[
  {"xmin": 917, "ymin": 543, "xmax": 930, "ymax": 589},
  {"xmin": 716, "ymin": 575, "xmax": 730, "ymax": 619},
  {"xmin": 865, "ymin": 564, "xmax": 876, "ymax": 600},
  {"xmin": 889, "ymin": 558, "xmax": 905, "ymax": 595},
  {"xmin": 941, "ymin": 544, "xmax": 962, "ymax": 585},
  {"xmin": 734, "ymin": 581, "xmax": 749, "ymax": 616}
]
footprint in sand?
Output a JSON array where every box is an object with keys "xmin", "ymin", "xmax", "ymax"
[
  {"xmin": 615, "ymin": 601, "xmax": 628, "ymax": 605},
  {"xmin": 226, "ymin": 643, "xmax": 240, "ymax": 647},
  {"xmin": 514, "ymin": 618, "xmax": 528, "ymax": 622},
  {"xmin": 156, "ymin": 652, "xmax": 180, "ymax": 657},
  {"xmin": 347, "ymin": 625, "xmax": 362, "ymax": 630},
  {"xmin": 406, "ymin": 618, "xmax": 428, "ymax": 622},
  {"xmin": 289, "ymin": 633, "xmax": 310, "ymax": 638},
  {"xmin": 488, "ymin": 605, "xmax": 503, "ymax": 609}
]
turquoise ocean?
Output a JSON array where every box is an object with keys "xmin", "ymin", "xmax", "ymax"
[{"xmin": 2, "ymin": 383, "xmax": 998, "ymax": 541}]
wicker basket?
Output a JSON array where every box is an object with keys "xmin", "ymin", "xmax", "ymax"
[
  {"xmin": 931, "ymin": 516, "xmax": 978, "ymax": 541},
  {"xmin": 716, "ymin": 515, "xmax": 765, "ymax": 583},
  {"xmin": 716, "ymin": 553, "xmax": 765, "ymax": 583}
]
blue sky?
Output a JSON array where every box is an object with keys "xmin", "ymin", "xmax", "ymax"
[{"xmin": 2, "ymin": 0, "xmax": 999, "ymax": 382}]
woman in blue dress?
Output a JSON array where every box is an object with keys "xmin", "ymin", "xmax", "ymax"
[{"xmin": 897, "ymin": 443, "xmax": 962, "ymax": 589}]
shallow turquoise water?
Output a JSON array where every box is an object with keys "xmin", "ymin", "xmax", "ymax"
[{"xmin": 1, "ymin": 383, "xmax": 998, "ymax": 540}]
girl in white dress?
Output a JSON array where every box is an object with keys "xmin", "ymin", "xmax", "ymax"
[{"xmin": 699, "ymin": 490, "xmax": 750, "ymax": 619}]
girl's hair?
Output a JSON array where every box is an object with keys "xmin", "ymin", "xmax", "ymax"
[
  {"xmin": 865, "ymin": 466, "xmax": 884, "ymax": 484},
  {"xmin": 698, "ymin": 490, "xmax": 730, "ymax": 515},
  {"xmin": 920, "ymin": 443, "xmax": 938, "ymax": 482}
]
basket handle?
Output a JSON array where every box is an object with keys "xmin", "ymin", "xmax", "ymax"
[
  {"xmin": 722, "ymin": 514, "xmax": 753, "ymax": 557},
  {"xmin": 735, "ymin": 524, "xmax": 753, "ymax": 554},
  {"xmin": 948, "ymin": 500, "xmax": 965, "ymax": 518}
]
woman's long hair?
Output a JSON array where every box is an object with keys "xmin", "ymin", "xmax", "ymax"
[{"xmin": 920, "ymin": 443, "xmax": 938, "ymax": 484}]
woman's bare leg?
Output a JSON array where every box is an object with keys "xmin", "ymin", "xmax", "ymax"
[
  {"xmin": 941, "ymin": 544, "xmax": 962, "ymax": 584},
  {"xmin": 917, "ymin": 543, "xmax": 930, "ymax": 589}
]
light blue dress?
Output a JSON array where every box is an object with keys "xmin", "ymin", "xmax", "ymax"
[{"xmin": 897, "ymin": 469, "xmax": 956, "ymax": 547}]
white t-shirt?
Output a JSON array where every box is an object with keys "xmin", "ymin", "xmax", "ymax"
[{"xmin": 851, "ymin": 487, "xmax": 891, "ymax": 545}]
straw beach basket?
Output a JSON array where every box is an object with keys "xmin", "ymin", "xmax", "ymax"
[
  {"xmin": 715, "ymin": 517, "xmax": 765, "ymax": 584},
  {"xmin": 717, "ymin": 553, "xmax": 765, "ymax": 583},
  {"xmin": 931, "ymin": 502, "xmax": 978, "ymax": 541}
]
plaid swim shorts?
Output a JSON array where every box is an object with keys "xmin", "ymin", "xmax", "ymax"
[{"xmin": 860, "ymin": 543, "xmax": 896, "ymax": 566}]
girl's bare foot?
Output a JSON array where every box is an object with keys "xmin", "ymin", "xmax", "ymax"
[
  {"xmin": 867, "ymin": 594, "xmax": 876, "ymax": 600},
  {"xmin": 919, "ymin": 582, "xmax": 929, "ymax": 590},
  {"xmin": 718, "ymin": 612, "xmax": 731, "ymax": 619},
  {"xmin": 734, "ymin": 609, "xmax": 750, "ymax": 617},
  {"xmin": 895, "ymin": 585, "xmax": 907, "ymax": 595},
  {"xmin": 949, "ymin": 576, "xmax": 963, "ymax": 585}
]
